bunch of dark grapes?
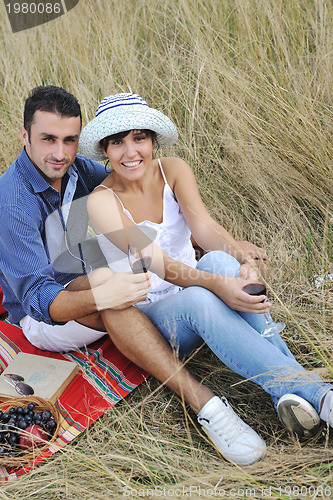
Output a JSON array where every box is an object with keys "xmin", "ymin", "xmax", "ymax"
[{"xmin": 0, "ymin": 403, "xmax": 57, "ymax": 457}]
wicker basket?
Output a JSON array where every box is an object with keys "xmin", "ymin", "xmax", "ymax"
[{"xmin": 0, "ymin": 396, "xmax": 61, "ymax": 469}]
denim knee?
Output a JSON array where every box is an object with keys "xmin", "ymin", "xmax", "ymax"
[{"xmin": 197, "ymin": 251, "xmax": 240, "ymax": 277}]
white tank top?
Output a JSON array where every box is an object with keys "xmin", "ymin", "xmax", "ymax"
[{"xmin": 95, "ymin": 159, "xmax": 197, "ymax": 304}]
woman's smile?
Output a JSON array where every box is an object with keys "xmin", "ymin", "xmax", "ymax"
[{"xmin": 121, "ymin": 160, "xmax": 143, "ymax": 170}]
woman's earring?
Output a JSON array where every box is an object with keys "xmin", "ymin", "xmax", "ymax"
[{"xmin": 105, "ymin": 160, "xmax": 111, "ymax": 173}]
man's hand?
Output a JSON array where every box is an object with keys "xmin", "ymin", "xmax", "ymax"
[
  {"xmin": 49, "ymin": 268, "xmax": 150, "ymax": 324},
  {"xmin": 93, "ymin": 271, "xmax": 151, "ymax": 311}
]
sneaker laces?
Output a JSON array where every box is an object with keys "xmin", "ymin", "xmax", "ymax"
[{"xmin": 199, "ymin": 397, "xmax": 247, "ymax": 447}]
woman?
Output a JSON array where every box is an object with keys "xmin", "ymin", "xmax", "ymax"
[{"xmin": 80, "ymin": 93, "xmax": 333, "ymax": 459}]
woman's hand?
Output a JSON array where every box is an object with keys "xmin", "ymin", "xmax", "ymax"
[
  {"xmin": 235, "ymin": 241, "xmax": 267, "ymax": 263},
  {"xmin": 239, "ymin": 263, "xmax": 259, "ymax": 281},
  {"xmin": 236, "ymin": 241, "xmax": 268, "ymax": 279},
  {"xmin": 210, "ymin": 275, "xmax": 270, "ymax": 313}
]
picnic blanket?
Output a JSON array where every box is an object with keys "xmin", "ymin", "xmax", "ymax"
[{"xmin": 0, "ymin": 304, "xmax": 149, "ymax": 481}]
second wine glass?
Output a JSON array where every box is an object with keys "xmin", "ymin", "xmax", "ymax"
[
  {"xmin": 128, "ymin": 243, "xmax": 153, "ymax": 274},
  {"xmin": 242, "ymin": 283, "xmax": 286, "ymax": 337}
]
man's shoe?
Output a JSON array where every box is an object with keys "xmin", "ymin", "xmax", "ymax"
[
  {"xmin": 277, "ymin": 394, "xmax": 321, "ymax": 439},
  {"xmin": 197, "ymin": 396, "xmax": 266, "ymax": 465}
]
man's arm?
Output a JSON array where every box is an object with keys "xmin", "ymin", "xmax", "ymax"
[
  {"xmin": 0, "ymin": 206, "xmax": 66, "ymax": 324},
  {"xmin": 48, "ymin": 268, "xmax": 150, "ymax": 323},
  {"xmin": 0, "ymin": 205, "xmax": 150, "ymax": 324}
]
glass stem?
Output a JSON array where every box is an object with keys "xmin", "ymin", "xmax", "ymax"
[{"xmin": 264, "ymin": 312, "xmax": 272, "ymax": 326}]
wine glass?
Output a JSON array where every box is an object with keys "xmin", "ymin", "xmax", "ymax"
[
  {"xmin": 128, "ymin": 243, "xmax": 153, "ymax": 274},
  {"xmin": 242, "ymin": 283, "xmax": 286, "ymax": 337}
]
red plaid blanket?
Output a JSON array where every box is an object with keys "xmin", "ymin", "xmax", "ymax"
[{"xmin": 0, "ymin": 317, "xmax": 148, "ymax": 481}]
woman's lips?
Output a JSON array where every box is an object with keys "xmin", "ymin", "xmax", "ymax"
[{"xmin": 121, "ymin": 160, "xmax": 142, "ymax": 170}]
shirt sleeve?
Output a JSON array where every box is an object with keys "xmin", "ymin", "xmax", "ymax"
[
  {"xmin": 0, "ymin": 205, "xmax": 66, "ymax": 325},
  {"xmin": 76, "ymin": 155, "xmax": 108, "ymax": 190},
  {"xmin": 92, "ymin": 160, "xmax": 108, "ymax": 187}
]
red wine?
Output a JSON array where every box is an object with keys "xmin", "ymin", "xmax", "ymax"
[
  {"xmin": 242, "ymin": 283, "xmax": 266, "ymax": 296},
  {"xmin": 131, "ymin": 256, "xmax": 152, "ymax": 274}
]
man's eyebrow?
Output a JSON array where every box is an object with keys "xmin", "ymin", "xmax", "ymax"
[
  {"xmin": 64, "ymin": 135, "xmax": 79, "ymax": 140},
  {"xmin": 40, "ymin": 133, "xmax": 79, "ymax": 140},
  {"xmin": 40, "ymin": 133, "xmax": 57, "ymax": 138}
]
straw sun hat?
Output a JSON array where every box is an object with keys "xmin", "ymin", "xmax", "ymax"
[{"xmin": 79, "ymin": 93, "xmax": 178, "ymax": 162}]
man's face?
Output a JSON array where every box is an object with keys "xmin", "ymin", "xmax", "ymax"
[{"xmin": 20, "ymin": 110, "xmax": 81, "ymax": 191}]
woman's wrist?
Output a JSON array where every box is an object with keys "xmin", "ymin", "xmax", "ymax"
[{"xmin": 200, "ymin": 272, "xmax": 228, "ymax": 298}]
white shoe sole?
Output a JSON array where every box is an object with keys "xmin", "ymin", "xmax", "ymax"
[{"xmin": 277, "ymin": 394, "xmax": 321, "ymax": 439}]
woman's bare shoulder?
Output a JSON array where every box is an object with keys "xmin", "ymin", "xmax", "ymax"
[
  {"xmin": 159, "ymin": 157, "xmax": 191, "ymax": 183},
  {"xmin": 160, "ymin": 156, "xmax": 188, "ymax": 169}
]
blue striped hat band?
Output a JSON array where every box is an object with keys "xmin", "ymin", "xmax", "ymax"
[{"xmin": 96, "ymin": 93, "xmax": 148, "ymax": 117}]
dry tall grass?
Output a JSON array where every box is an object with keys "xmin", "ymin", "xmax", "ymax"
[{"xmin": 0, "ymin": 0, "xmax": 332, "ymax": 498}]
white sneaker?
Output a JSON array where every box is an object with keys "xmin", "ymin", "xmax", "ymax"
[
  {"xmin": 277, "ymin": 394, "xmax": 321, "ymax": 439},
  {"xmin": 197, "ymin": 396, "xmax": 266, "ymax": 465}
]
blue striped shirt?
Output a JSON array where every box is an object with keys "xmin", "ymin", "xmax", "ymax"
[{"xmin": 0, "ymin": 148, "xmax": 107, "ymax": 326}]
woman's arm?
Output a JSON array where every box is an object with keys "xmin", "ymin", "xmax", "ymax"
[
  {"xmin": 87, "ymin": 187, "xmax": 270, "ymax": 314},
  {"xmin": 164, "ymin": 157, "xmax": 267, "ymax": 266}
]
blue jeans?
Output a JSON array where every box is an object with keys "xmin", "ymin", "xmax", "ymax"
[{"xmin": 138, "ymin": 251, "xmax": 332, "ymax": 412}]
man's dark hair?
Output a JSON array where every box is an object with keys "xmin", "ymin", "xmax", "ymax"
[{"xmin": 24, "ymin": 85, "xmax": 82, "ymax": 138}]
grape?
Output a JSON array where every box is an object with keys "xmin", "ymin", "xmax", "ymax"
[
  {"xmin": 42, "ymin": 410, "xmax": 52, "ymax": 421},
  {"xmin": 47, "ymin": 419, "xmax": 57, "ymax": 430},
  {"xmin": 8, "ymin": 435, "xmax": 19, "ymax": 446},
  {"xmin": 17, "ymin": 419, "xmax": 28, "ymax": 430},
  {"xmin": 0, "ymin": 404, "xmax": 57, "ymax": 457}
]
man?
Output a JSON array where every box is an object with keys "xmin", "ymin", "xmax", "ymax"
[{"xmin": 0, "ymin": 86, "xmax": 267, "ymax": 466}]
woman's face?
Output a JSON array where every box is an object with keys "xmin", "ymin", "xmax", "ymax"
[{"xmin": 103, "ymin": 130, "xmax": 154, "ymax": 180}]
